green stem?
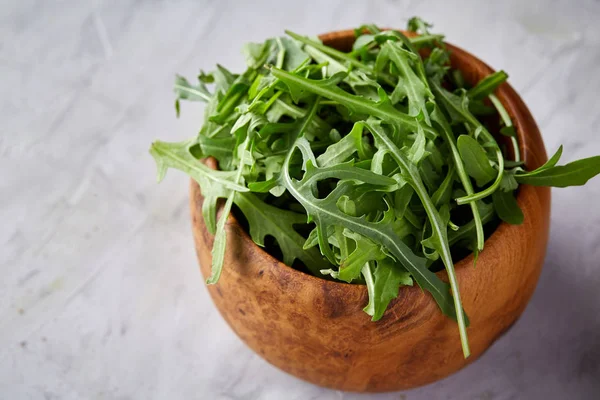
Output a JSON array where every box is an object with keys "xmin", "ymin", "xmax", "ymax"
[
  {"xmin": 433, "ymin": 111, "xmax": 485, "ymax": 250},
  {"xmin": 456, "ymin": 147, "xmax": 505, "ymax": 205},
  {"xmin": 489, "ymin": 94, "xmax": 520, "ymax": 163},
  {"xmin": 362, "ymin": 262, "xmax": 376, "ymax": 316},
  {"xmin": 207, "ymin": 134, "xmax": 252, "ymax": 284}
]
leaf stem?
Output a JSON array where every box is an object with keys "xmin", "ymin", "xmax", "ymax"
[
  {"xmin": 489, "ymin": 94, "xmax": 520, "ymax": 163},
  {"xmin": 456, "ymin": 147, "xmax": 505, "ymax": 205}
]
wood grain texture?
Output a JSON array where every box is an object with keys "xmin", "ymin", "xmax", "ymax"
[{"xmin": 189, "ymin": 30, "xmax": 551, "ymax": 392}]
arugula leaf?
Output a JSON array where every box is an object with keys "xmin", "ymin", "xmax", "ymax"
[
  {"xmin": 457, "ymin": 135, "xmax": 496, "ymax": 187},
  {"xmin": 174, "ymin": 75, "xmax": 211, "ymax": 115},
  {"xmin": 286, "ymin": 30, "xmax": 370, "ymax": 71},
  {"xmin": 364, "ymin": 258, "xmax": 413, "ymax": 321},
  {"xmin": 376, "ymin": 41, "xmax": 433, "ymax": 122},
  {"xmin": 515, "ymin": 155, "xmax": 600, "ymax": 187},
  {"xmin": 316, "ymin": 122, "xmax": 371, "ymax": 167},
  {"xmin": 432, "ymin": 165, "xmax": 455, "ymax": 207},
  {"xmin": 492, "ymin": 190, "xmax": 524, "ymax": 225},
  {"xmin": 150, "ymin": 140, "xmax": 248, "ymax": 193},
  {"xmin": 271, "ymin": 67, "xmax": 437, "ymax": 137},
  {"xmin": 235, "ymin": 192, "xmax": 329, "ymax": 274},
  {"xmin": 242, "ymin": 40, "xmax": 275, "ymax": 69},
  {"xmin": 516, "ymin": 146, "xmax": 563, "ymax": 177},
  {"xmin": 209, "ymin": 132, "xmax": 253, "ymax": 284},
  {"xmin": 338, "ymin": 230, "xmax": 386, "ymax": 283},
  {"xmin": 195, "ymin": 134, "xmax": 236, "ymax": 170},
  {"xmin": 468, "ymin": 71, "xmax": 508, "ymax": 100}
]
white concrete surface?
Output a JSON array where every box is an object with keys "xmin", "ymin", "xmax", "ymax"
[{"xmin": 1, "ymin": 0, "xmax": 600, "ymax": 399}]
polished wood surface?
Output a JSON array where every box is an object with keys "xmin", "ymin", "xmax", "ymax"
[{"xmin": 189, "ymin": 30, "xmax": 551, "ymax": 392}]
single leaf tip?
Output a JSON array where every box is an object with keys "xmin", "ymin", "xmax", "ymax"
[{"xmin": 149, "ymin": 142, "xmax": 168, "ymax": 182}]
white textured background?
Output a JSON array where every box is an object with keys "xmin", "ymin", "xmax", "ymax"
[{"xmin": 2, "ymin": 0, "xmax": 600, "ymax": 399}]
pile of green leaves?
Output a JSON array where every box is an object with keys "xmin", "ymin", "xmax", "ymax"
[{"xmin": 150, "ymin": 19, "xmax": 600, "ymax": 358}]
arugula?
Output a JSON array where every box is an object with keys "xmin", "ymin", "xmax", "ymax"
[
  {"xmin": 151, "ymin": 19, "xmax": 600, "ymax": 360},
  {"xmin": 364, "ymin": 258, "xmax": 413, "ymax": 321},
  {"xmin": 515, "ymin": 156, "xmax": 600, "ymax": 187}
]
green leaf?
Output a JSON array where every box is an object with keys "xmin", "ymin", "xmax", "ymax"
[
  {"xmin": 499, "ymin": 171, "xmax": 519, "ymax": 192},
  {"xmin": 407, "ymin": 17, "xmax": 433, "ymax": 34},
  {"xmin": 392, "ymin": 180, "xmax": 414, "ymax": 220},
  {"xmin": 195, "ymin": 134, "xmax": 236, "ymax": 170},
  {"xmin": 271, "ymin": 67, "xmax": 436, "ymax": 137},
  {"xmin": 492, "ymin": 190, "xmax": 523, "ymax": 225},
  {"xmin": 364, "ymin": 258, "xmax": 413, "ymax": 321},
  {"xmin": 234, "ymin": 192, "xmax": 329, "ymax": 274},
  {"xmin": 457, "ymin": 135, "xmax": 496, "ymax": 186},
  {"xmin": 208, "ymin": 194, "xmax": 235, "ymax": 284},
  {"xmin": 500, "ymin": 126, "xmax": 517, "ymax": 137},
  {"xmin": 467, "ymin": 71, "xmax": 508, "ymax": 100},
  {"xmin": 285, "ymin": 30, "xmax": 370, "ymax": 71},
  {"xmin": 516, "ymin": 146, "xmax": 563, "ymax": 177},
  {"xmin": 338, "ymin": 230, "xmax": 386, "ymax": 283},
  {"xmin": 208, "ymin": 132, "xmax": 254, "ymax": 284},
  {"xmin": 432, "ymin": 165, "xmax": 455, "ymax": 207},
  {"xmin": 149, "ymin": 140, "xmax": 248, "ymax": 193},
  {"xmin": 174, "ymin": 75, "xmax": 211, "ymax": 103},
  {"xmin": 316, "ymin": 122, "xmax": 370, "ymax": 167},
  {"xmin": 242, "ymin": 40, "xmax": 273, "ymax": 69},
  {"xmin": 150, "ymin": 139, "xmax": 249, "ymax": 235},
  {"xmin": 210, "ymin": 68, "xmax": 255, "ymax": 124},
  {"xmin": 213, "ymin": 64, "xmax": 237, "ymax": 93},
  {"xmin": 247, "ymin": 178, "xmax": 277, "ymax": 193},
  {"xmin": 407, "ymin": 123, "xmax": 430, "ymax": 165},
  {"xmin": 376, "ymin": 41, "xmax": 433, "ymax": 121},
  {"xmin": 515, "ymin": 155, "xmax": 600, "ymax": 187},
  {"xmin": 431, "ymin": 80, "xmax": 504, "ymax": 205},
  {"xmin": 277, "ymin": 37, "xmax": 311, "ymax": 71}
]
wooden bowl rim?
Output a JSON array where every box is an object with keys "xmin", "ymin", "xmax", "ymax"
[{"xmin": 206, "ymin": 28, "xmax": 546, "ymax": 291}]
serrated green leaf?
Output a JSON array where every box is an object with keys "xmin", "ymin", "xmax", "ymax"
[
  {"xmin": 338, "ymin": 230, "xmax": 386, "ymax": 283},
  {"xmin": 234, "ymin": 192, "xmax": 328, "ymax": 274},
  {"xmin": 174, "ymin": 75, "xmax": 211, "ymax": 103},
  {"xmin": 376, "ymin": 41, "xmax": 433, "ymax": 122},
  {"xmin": 364, "ymin": 258, "xmax": 413, "ymax": 321}
]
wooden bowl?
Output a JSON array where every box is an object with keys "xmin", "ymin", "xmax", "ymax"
[{"xmin": 189, "ymin": 29, "xmax": 551, "ymax": 392}]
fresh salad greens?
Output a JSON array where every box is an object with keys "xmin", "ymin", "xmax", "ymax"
[{"xmin": 150, "ymin": 18, "xmax": 600, "ymax": 358}]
